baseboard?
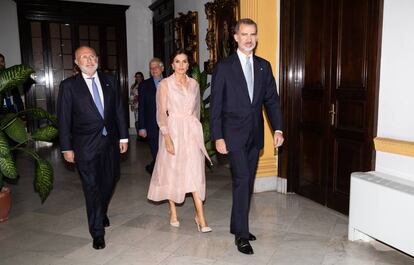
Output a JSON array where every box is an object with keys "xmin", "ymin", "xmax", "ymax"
[{"xmin": 254, "ymin": 176, "xmax": 287, "ymax": 194}]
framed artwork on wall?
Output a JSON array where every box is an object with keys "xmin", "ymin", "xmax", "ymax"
[
  {"xmin": 204, "ymin": 0, "xmax": 240, "ymax": 73},
  {"xmin": 174, "ymin": 11, "xmax": 199, "ymax": 65}
]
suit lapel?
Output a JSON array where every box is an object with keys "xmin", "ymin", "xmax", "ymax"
[
  {"xmin": 150, "ymin": 77, "xmax": 157, "ymax": 93},
  {"xmin": 98, "ymin": 72, "xmax": 111, "ymax": 119},
  {"xmin": 231, "ymin": 54, "xmax": 251, "ymax": 104}
]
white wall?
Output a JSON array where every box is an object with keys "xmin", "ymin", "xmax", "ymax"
[
  {"xmin": 0, "ymin": 0, "xmax": 21, "ymax": 66},
  {"xmin": 376, "ymin": 0, "xmax": 414, "ymax": 180},
  {"xmin": 175, "ymin": 0, "xmax": 210, "ymax": 72}
]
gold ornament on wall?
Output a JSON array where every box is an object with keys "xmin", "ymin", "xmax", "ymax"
[
  {"xmin": 204, "ymin": 0, "xmax": 240, "ymax": 73},
  {"xmin": 174, "ymin": 11, "xmax": 199, "ymax": 64}
]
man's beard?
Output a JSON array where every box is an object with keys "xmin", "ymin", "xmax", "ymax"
[
  {"xmin": 78, "ymin": 64, "xmax": 98, "ymax": 75},
  {"xmin": 242, "ymin": 43, "xmax": 256, "ymax": 52}
]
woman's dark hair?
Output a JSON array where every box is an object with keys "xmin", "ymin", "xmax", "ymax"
[
  {"xmin": 135, "ymin": 71, "xmax": 144, "ymax": 78},
  {"xmin": 169, "ymin": 49, "xmax": 190, "ymax": 65},
  {"xmin": 0, "ymin": 53, "xmax": 4, "ymax": 60}
]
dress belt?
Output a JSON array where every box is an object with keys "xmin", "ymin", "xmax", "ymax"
[{"xmin": 168, "ymin": 112, "xmax": 212, "ymax": 165}]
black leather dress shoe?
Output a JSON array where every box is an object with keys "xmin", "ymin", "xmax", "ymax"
[
  {"xmin": 104, "ymin": 216, "xmax": 110, "ymax": 227},
  {"xmin": 93, "ymin": 236, "xmax": 106, "ymax": 250},
  {"xmin": 248, "ymin": 233, "xmax": 256, "ymax": 241},
  {"xmin": 235, "ymin": 237, "xmax": 254, "ymax": 255}
]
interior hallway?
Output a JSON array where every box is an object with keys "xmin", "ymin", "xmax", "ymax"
[{"xmin": 0, "ymin": 139, "xmax": 412, "ymax": 265}]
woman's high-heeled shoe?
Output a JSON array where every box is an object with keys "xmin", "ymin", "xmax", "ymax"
[
  {"xmin": 194, "ymin": 216, "xmax": 212, "ymax": 233},
  {"xmin": 170, "ymin": 220, "xmax": 180, "ymax": 227},
  {"xmin": 169, "ymin": 212, "xmax": 180, "ymax": 227}
]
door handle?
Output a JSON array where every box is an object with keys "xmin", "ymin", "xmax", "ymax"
[{"xmin": 329, "ymin": 103, "xmax": 336, "ymax": 126}]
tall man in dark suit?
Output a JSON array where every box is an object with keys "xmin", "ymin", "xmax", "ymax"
[
  {"xmin": 138, "ymin": 58, "xmax": 164, "ymax": 174},
  {"xmin": 210, "ymin": 18, "xmax": 284, "ymax": 255},
  {"xmin": 57, "ymin": 46, "xmax": 128, "ymax": 250}
]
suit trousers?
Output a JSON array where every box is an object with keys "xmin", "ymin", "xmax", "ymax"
[
  {"xmin": 228, "ymin": 134, "xmax": 260, "ymax": 239},
  {"xmin": 148, "ymin": 132, "xmax": 159, "ymax": 165},
  {"xmin": 76, "ymin": 136, "xmax": 116, "ymax": 238}
]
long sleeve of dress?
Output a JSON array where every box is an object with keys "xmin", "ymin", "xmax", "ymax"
[
  {"xmin": 194, "ymin": 83, "xmax": 201, "ymax": 121},
  {"xmin": 156, "ymin": 80, "xmax": 169, "ymax": 135}
]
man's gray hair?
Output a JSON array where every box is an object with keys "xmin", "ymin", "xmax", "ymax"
[{"xmin": 149, "ymin": 57, "xmax": 164, "ymax": 67}]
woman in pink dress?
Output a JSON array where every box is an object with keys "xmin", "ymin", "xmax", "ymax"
[{"xmin": 147, "ymin": 50, "xmax": 212, "ymax": 233}]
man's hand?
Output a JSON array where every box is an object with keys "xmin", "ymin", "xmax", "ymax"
[
  {"xmin": 274, "ymin": 131, "xmax": 284, "ymax": 148},
  {"xmin": 63, "ymin": 151, "xmax": 75, "ymax": 163},
  {"xmin": 138, "ymin": 129, "xmax": 147, "ymax": 138},
  {"xmin": 164, "ymin": 134, "xmax": 175, "ymax": 155},
  {"xmin": 215, "ymin": 139, "xmax": 228, "ymax": 154},
  {"xmin": 120, "ymin": 142, "xmax": 128, "ymax": 153}
]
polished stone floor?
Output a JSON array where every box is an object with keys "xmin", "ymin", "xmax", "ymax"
[{"xmin": 0, "ymin": 139, "xmax": 413, "ymax": 265}]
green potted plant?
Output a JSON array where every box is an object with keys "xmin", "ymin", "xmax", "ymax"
[
  {"xmin": 0, "ymin": 64, "xmax": 58, "ymax": 222},
  {"xmin": 191, "ymin": 64, "xmax": 215, "ymax": 158}
]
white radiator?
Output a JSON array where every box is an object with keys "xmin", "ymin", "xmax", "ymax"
[{"xmin": 348, "ymin": 171, "xmax": 414, "ymax": 256}]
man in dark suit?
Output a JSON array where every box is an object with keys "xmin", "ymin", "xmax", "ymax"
[
  {"xmin": 210, "ymin": 18, "xmax": 284, "ymax": 255},
  {"xmin": 57, "ymin": 46, "xmax": 128, "ymax": 250},
  {"xmin": 138, "ymin": 58, "xmax": 164, "ymax": 174}
]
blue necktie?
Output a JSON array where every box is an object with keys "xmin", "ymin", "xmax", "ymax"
[
  {"xmin": 89, "ymin": 77, "xmax": 107, "ymax": 136},
  {"xmin": 245, "ymin": 56, "xmax": 253, "ymax": 102}
]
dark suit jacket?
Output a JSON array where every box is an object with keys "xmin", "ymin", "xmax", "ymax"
[
  {"xmin": 210, "ymin": 53, "xmax": 283, "ymax": 151},
  {"xmin": 57, "ymin": 72, "xmax": 129, "ymax": 161},
  {"xmin": 138, "ymin": 77, "xmax": 159, "ymax": 138}
]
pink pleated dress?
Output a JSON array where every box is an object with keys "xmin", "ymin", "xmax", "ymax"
[{"xmin": 147, "ymin": 74, "xmax": 211, "ymax": 203}]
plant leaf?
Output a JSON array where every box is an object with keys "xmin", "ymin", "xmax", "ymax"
[
  {"xmin": 0, "ymin": 64, "xmax": 34, "ymax": 94},
  {"xmin": 22, "ymin": 108, "xmax": 58, "ymax": 127},
  {"xmin": 0, "ymin": 154, "xmax": 17, "ymax": 179},
  {"xmin": 4, "ymin": 117, "xmax": 28, "ymax": 144},
  {"xmin": 34, "ymin": 158, "xmax": 53, "ymax": 203},
  {"xmin": 0, "ymin": 132, "xmax": 11, "ymax": 157},
  {"xmin": 200, "ymin": 71, "xmax": 208, "ymax": 94},
  {"xmin": 191, "ymin": 64, "xmax": 201, "ymax": 81},
  {"xmin": 32, "ymin": 125, "xmax": 58, "ymax": 142},
  {"xmin": 14, "ymin": 146, "xmax": 40, "ymax": 160},
  {"xmin": 0, "ymin": 113, "xmax": 18, "ymax": 130}
]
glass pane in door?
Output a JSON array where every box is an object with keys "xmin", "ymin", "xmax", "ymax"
[
  {"xmin": 49, "ymin": 22, "xmax": 72, "ymax": 115},
  {"xmin": 30, "ymin": 21, "xmax": 47, "ymax": 113}
]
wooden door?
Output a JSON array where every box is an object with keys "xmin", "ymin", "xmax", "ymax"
[
  {"xmin": 17, "ymin": 1, "xmax": 129, "ymax": 131},
  {"xmin": 279, "ymin": 0, "xmax": 382, "ymax": 214},
  {"xmin": 150, "ymin": 0, "xmax": 175, "ymax": 75}
]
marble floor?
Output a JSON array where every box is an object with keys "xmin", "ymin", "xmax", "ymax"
[{"xmin": 0, "ymin": 139, "xmax": 413, "ymax": 265}]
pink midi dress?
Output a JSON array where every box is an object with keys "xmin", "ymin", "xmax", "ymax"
[{"xmin": 147, "ymin": 74, "xmax": 211, "ymax": 203}]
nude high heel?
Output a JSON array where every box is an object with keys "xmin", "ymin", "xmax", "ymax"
[
  {"xmin": 194, "ymin": 216, "xmax": 212, "ymax": 233},
  {"xmin": 169, "ymin": 212, "xmax": 180, "ymax": 227},
  {"xmin": 170, "ymin": 220, "xmax": 180, "ymax": 227}
]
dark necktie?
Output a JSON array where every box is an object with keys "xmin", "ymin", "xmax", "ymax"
[{"xmin": 89, "ymin": 77, "xmax": 107, "ymax": 136}]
